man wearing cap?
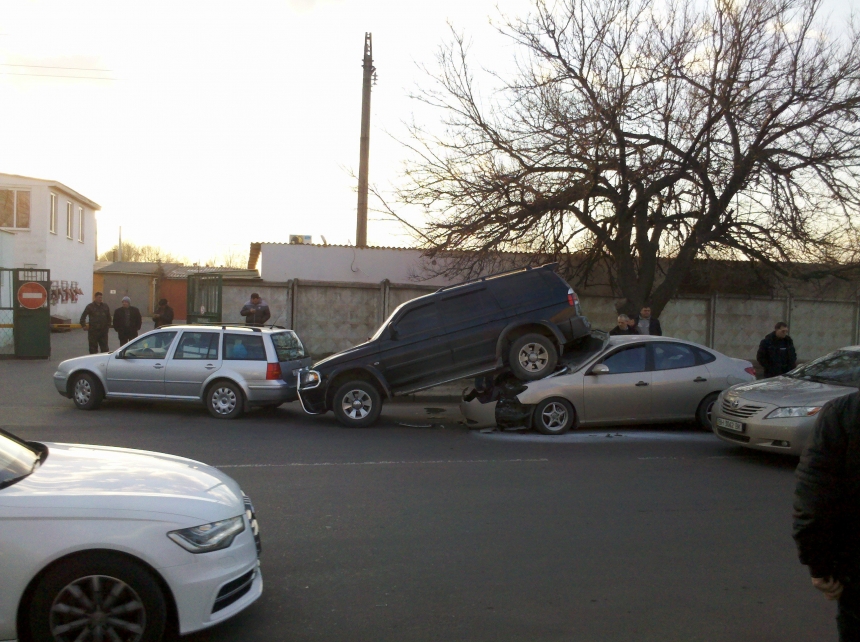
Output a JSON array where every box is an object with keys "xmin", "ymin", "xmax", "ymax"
[
  {"xmin": 79, "ymin": 292, "xmax": 112, "ymax": 354},
  {"xmin": 112, "ymin": 296, "xmax": 142, "ymax": 346}
]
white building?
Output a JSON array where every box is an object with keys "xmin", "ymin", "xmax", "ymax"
[{"xmin": 0, "ymin": 173, "xmax": 99, "ymax": 320}]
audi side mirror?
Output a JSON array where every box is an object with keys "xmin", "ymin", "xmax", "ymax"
[{"xmin": 591, "ymin": 363, "xmax": 610, "ymax": 375}]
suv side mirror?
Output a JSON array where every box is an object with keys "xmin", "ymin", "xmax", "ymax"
[
  {"xmin": 591, "ymin": 363, "xmax": 610, "ymax": 375},
  {"xmin": 389, "ymin": 326, "xmax": 399, "ymax": 341}
]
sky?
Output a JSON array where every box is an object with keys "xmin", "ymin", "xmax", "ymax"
[{"xmin": 0, "ymin": 0, "xmax": 856, "ymax": 265}]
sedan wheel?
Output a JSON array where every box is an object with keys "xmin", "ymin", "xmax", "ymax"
[
  {"xmin": 207, "ymin": 381, "xmax": 244, "ymax": 419},
  {"xmin": 333, "ymin": 381, "xmax": 382, "ymax": 427},
  {"xmin": 533, "ymin": 397, "xmax": 575, "ymax": 435},
  {"xmin": 697, "ymin": 392, "xmax": 720, "ymax": 431}
]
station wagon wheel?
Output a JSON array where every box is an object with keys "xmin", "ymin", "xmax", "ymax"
[
  {"xmin": 207, "ymin": 381, "xmax": 244, "ymax": 419},
  {"xmin": 696, "ymin": 392, "xmax": 720, "ymax": 432},
  {"xmin": 533, "ymin": 397, "xmax": 575, "ymax": 435},
  {"xmin": 28, "ymin": 552, "xmax": 166, "ymax": 642},
  {"xmin": 71, "ymin": 372, "xmax": 104, "ymax": 410},
  {"xmin": 508, "ymin": 333, "xmax": 558, "ymax": 381},
  {"xmin": 333, "ymin": 380, "xmax": 382, "ymax": 427}
]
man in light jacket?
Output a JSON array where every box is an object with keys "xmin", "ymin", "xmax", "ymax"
[{"xmin": 240, "ymin": 293, "xmax": 271, "ymax": 326}]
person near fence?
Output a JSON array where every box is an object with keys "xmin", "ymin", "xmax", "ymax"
[
  {"xmin": 757, "ymin": 322, "xmax": 797, "ymax": 378},
  {"xmin": 610, "ymin": 314, "xmax": 638, "ymax": 336},
  {"xmin": 152, "ymin": 298, "xmax": 174, "ymax": 329},
  {"xmin": 79, "ymin": 292, "xmax": 111, "ymax": 354},
  {"xmin": 240, "ymin": 293, "xmax": 271, "ymax": 326},
  {"xmin": 112, "ymin": 296, "xmax": 142, "ymax": 346},
  {"xmin": 794, "ymin": 391, "xmax": 860, "ymax": 641},
  {"xmin": 632, "ymin": 305, "xmax": 663, "ymax": 336}
]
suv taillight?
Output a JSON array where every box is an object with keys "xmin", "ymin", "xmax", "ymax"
[
  {"xmin": 567, "ymin": 288, "xmax": 577, "ymax": 306},
  {"xmin": 266, "ymin": 363, "xmax": 282, "ymax": 380}
]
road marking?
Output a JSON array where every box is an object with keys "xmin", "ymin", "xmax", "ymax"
[{"xmin": 217, "ymin": 458, "xmax": 550, "ymax": 468}]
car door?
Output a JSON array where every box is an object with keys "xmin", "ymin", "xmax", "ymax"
[
  {"xmin": 581, "ymin": 344, "xmax": 651, "ymax": 424},
  {"xmin": 164, "ymin": 331, "xmax": 222, "ymax": 398},
  {"xmin": 649, "ymin": 341, "xmax": 714, "ymax": 420},
  {"xmin": 438, "ymin": 286, "xmax": 506, "ymax": 376},
  {"xmin": 105, "ymin": 331, "xmax": 178, "ymax": 396},
  {"xmin": 378, "ymin": 301, "xmax": 453, "ymax": 391}
]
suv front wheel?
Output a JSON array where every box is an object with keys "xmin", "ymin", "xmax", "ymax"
[
  {"xmin": 509, "ymin": 333, "xmax": 558, "ymax": 381},
  {"xmin": 333, "ymin": 381, "xmax": 382, "ymax": 427}
]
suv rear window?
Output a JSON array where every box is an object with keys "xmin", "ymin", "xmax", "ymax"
[
  {"xmin": 223, "ymin": 334, "xmax": 267, "ymax": 361},
  {"xmin": 271, "ymin": 331, "xmax": 306, "ymax": 361}
]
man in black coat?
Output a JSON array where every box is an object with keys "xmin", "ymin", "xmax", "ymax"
[
  {"xmin": 756, "ymin": 321, "xmax": 797, "ymax": 378},
  {"xmin": 632, "ymin": 305, "xmax": 662, "ymax": 336},
  {"xmin": 794, "ymin": 392, "xmax": 860, "ymax": 641},
  {"xmin": 152, "ymin": 298, "xmax": 174, "ymax": 329},
  {"xmin": 79, "ymin": 292, "xmax": 111, "ymax": 354},
  {"xmin": 112, "ymin": 296, "xmax": 142, "ymax": 346},
  {"xmin": 609, "ymin": 314, "xmax": 638, "ymax": 336},
  {"xmin": 240, "ymin": 293, "xmax": 271, "ymax": 326}
]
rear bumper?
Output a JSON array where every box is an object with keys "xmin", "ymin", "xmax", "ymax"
[{"xmin": 245, "ymin": 381, "xmax": 298, "ymax": 405}]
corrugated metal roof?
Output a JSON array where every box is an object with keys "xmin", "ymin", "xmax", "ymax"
[
  {"xmin": 166, "ymin": 266, "xmax": 259, "ymax": 279},
  {"xmin": 94, "ymin": 261, "xmax": 183, "ymax": 275}
]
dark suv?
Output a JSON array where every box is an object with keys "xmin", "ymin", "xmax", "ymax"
[{"xmin": 297, "ymin": 264, "xmax": 590, "ymax": 427}]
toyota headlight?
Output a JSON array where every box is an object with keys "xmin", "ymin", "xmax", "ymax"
[
  {"xmin": 765, "ymin": 406, "xmax": 822, "ymax": 419},
  {"xmin": 168, "ymin": 515, "xmax": 245, "ymax": 553}
]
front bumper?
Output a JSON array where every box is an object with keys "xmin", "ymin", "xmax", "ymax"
[
  {"xmin": 53, "ymin": 371, "xmax": 70, "ymax": 397},
  {"xmin": 712, "ymin": 401, "xmax": 816, "ymax": 456}
]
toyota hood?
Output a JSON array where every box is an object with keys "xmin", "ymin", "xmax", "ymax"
[
  {"xmin": 0, "ymin": 442, "xmax": 243, "ymax": 522},
  {"xmin": 728, "ymin": 376, "xmax": 856, "ymax": 407}
]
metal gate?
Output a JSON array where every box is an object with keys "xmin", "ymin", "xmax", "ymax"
[
  {"xmin": 186, "ymin": 274, "xmax": 222, "ymax": 324},
  {"xmin": 5, "ymin": 268, "xmax": 51, "ymax": 358}
]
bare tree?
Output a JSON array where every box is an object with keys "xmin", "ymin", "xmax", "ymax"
[
  {"xmin": 398, "ymin": 0, "xmax": 860, "ymax": 315},
  {"xmin": 204, "ymin": 249, "xmax": 249, "ymax": 269},
  {"xmin": 98, "ymin": 241, "xmax": 182, "ymax": 264}
]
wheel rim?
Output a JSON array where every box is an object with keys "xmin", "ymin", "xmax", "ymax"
[
  {"xmin": 341, "ymin": 389, "xmax": 372, "ymax": 420},
  {"xmin": 518, "ymin": 343, "xmax": 549, "ymax": 372},
  {"xmin": 49, "ymin": 574, "xmax": 146, "ymax": 642},
  {"xmin": 540, "ymin": 402, "xmax": 568, "ymax": 430},
  {"xmin": 705, "ymin": 400, "xmax": 716, "ymax": 426},
  {"xmin": 74, "ymin": 378, "xmax": 92, "ymax": 405},
  {"xmin": 212, "ymin": 387, "xmax": 237, "ymax": 415}
]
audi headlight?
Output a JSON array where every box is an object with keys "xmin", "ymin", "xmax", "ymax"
[
  {"xmin": 765, "ymin": 406, "xmax": 822, "ymax": 419},
  {"xmin": 168, "ymin": 515, "xmax": 245, "ymax": 553}
]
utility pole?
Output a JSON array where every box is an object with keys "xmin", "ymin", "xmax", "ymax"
[
  {"xmin": 117, "ymin": 226, "xmax": 123, "ymax": 262},
  {"xmin": 356, "ymin": 32, "xmax": 376, "ymax": 248}
]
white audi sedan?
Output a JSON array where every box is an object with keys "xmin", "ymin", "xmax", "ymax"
[
  {"xmin": 461, "ymin": 334, "xmax": 756, "ymax": 433},
  {"xmin": 0, "ymin": 428, "xmax": 262, "ymax": 642}
]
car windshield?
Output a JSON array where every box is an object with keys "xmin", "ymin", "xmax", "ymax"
[
  {"xmin": 788, "ymin": 350, "xmax": 860, "ymax": 388},
  {"xmin": 271, "ymin": 331, "xmax": 306, "ymax": 361},
  {"xmin": 566, "ymin": 331, "xmax": 611, "ymax": 372},
  {"xmin": 0, "ymin": 430, "xmax": 41, "ymax": 488}
]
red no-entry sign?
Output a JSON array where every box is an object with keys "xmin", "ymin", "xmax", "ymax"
[{"xmin": 17, "ymin": 282, "xmax": 48, "ymax": 309}]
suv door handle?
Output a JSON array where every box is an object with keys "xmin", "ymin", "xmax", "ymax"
[
  {"xmin": 694, "ymin": 377, "xmax": 707, "ymax": 382},
  {"xmin": 635, "ymin": 381, "xmax": 648, "ymax": 387},
  {"xmin": 205, "ymin": 364, "xmax": 217, "ymax": 370},
  {"xmin": 153, "ymin": 364, "xmax": 164, "ymax": 369}
]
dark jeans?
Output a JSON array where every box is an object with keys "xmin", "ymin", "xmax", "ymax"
[
  {"xmin": 839, "ymin": 586, "xmax": 860, "ymax": 642},
  {"xmin": 118, "ymin": 331, "xmax": 138, "ymax": 346},
  {"xmin": 87, "ymin": 330, "xmax": 109, "ymax": 354}
]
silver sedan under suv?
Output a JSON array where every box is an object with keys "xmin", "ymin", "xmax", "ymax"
[{"xmin": 54, "ymin": 325, "xmax": 312, "ymax": 419}]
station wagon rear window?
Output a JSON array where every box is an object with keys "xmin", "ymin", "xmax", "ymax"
[
  {"xmin": 271, "ymin": 331, "xmax": 306, "ymax": 361},
  {"xmin": 223, "ymin": 334, "xmax": 266, "ymax": 361}
]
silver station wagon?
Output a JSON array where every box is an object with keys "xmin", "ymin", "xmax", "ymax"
[{"xmin": 53, "ymin": 325, "xmax": 312, "ymax": 419}]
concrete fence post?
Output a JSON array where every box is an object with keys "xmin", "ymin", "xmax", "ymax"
[
  {"xmin": 786, "ymin": 295, "xmax": 792, "ymax": 329},
  {"xmin": 709, "ymin": 293, "xmax": 717, "ymax": 348},
  {"xmin": 855, "ymin": 298, "xmax": 860, "ymax": 346},
  {"xmin": 290, "ymin": 279, "xmax": 299, "ymax": 331}
]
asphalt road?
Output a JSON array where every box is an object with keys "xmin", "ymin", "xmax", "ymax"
[{"xmin": 1, "ymin": 331, "xmax": 837, "ymax": 641}]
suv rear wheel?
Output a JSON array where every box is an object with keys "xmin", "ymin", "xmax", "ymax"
[
  {"xmin": 333, "ymin": 381, "xmax": 382, "ymax": 427},
  {"xmin": 509, "ymin": 333, "xmax": 558, "ymax": 381}
]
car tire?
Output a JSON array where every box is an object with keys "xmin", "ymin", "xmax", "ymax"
[
  {"xmin": 207, "ymin": 381, "xmax": 244, "ymax": 419},
  {"xmin": 333, "ymin": 381, "xmax": 382, "ymax": 427},
  {"xmin": 509, "ymin": 333, "xmax": 558, "ymax": 381},
  {"xmin": 697, "ymin": 392, "xmax": 720, "ymax": 432},
  {"xmin": 71, "ymin": 372, "xmax": 104, "ymax": 410},
  {"xmin": 28, "ymin": 551, "xmax": 167, "ymax": 642},
  {"xmin": 533, "ymin": 397, "xmax": 575, "ymax": 435}
]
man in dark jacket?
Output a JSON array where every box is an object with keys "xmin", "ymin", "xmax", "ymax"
[
  {"xmin": 756, "ymin": 322, "xmax": 797, "ymax": 378},
  {"xmin": 632, "ymin": 305, "xmax": 662, "ymax": 336},
  {"xmin": 794, "ymin": 392, "xmax": 860, "ymax": 641},
  {"xmin": 152, "ymin": 298, "xmax": 174, "ymax": 329},
  {"xmin": 79, "ymin": 292, "xmax": 111, "ymax": 354},
  {"xmin": 240, "ymin": 293, "xmax": 271, "ymax": 326},
  {"xmin": 610, "ymin": 314, "xmax": 638, "ymax": 336},
  {"xmin": 112, "ymin": 296, "xmax": 142, "ymax": 346}
]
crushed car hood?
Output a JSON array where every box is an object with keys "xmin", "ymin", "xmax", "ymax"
[{"xmin": 729, "ymin": 376, "xmax": 856, "ymax": 406}]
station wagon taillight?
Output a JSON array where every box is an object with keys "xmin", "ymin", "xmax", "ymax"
[{"xmin": 266, "ymin": 363, "xmax": 283, "ymax": 380}]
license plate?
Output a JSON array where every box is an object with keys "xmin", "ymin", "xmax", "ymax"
[{"xmin": 716, "ymin": 417, "xmax": 745, "ymax": 433}]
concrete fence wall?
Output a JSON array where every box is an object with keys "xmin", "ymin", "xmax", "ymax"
[{"xmin": 221, "ymin": 279, "xmax": 859, "ymax": 363}]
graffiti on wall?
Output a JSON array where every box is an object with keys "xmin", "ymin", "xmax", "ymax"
[{"xmin": 50, "ymin": 281, "xmax": 84, "ymax": 305}]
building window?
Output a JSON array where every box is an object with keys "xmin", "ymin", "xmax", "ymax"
[
  {"xmin": 0, "ymin": 189, "xmax": 31, "ymax": 229},
  {"xmin": 78, "ymin": 206, "xmax": 84, "ymax": 242},
  {"xmin": 66, "ymin": 202, "xmax": 73, "ymax": 238},
  {"xmin": 50, "ymin": 193, "xmax": 57, "ymax": 234}
]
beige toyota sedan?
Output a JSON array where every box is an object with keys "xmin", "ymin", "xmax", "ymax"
[{"xmin": 460, "ymin": 335, "xmax": 756, "ymax": 434}]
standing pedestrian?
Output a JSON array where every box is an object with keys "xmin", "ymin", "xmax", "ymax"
[
  {"xmin": 240, "ymin": 293, "xmax": 271, "ymax": 326},
  {"xmin": 632, "ymin": 305, "xmax": 663, "ymax": 336},
  {"xmin": 610, "ymin": 314, "xmax": 638, "ymax": 336},
  {"xmin": 152, "ymin": 298, "xmax": 174, "ymax": 329},
  {"xmin": 112, "ymin": 296, "xmax": 142, "ymax": 346},
  {"xmin": 794, "ymin": 391, "xmax": 860, "ymax": 641},
  {"xmin": 79, "ymin": 292, "xmax": 111, "ymax": 354},
  {"xmin": 756, "ymin": 321, "xmax": 797, "ymax": 378}
]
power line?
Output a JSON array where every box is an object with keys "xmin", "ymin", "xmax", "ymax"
[
  {"xmin": 0, "ymin": 63, "xmax": 112, "ymax": 72},
  {"xmin": 0, "ymin": 72, "xmax": 115, "ymax": 80}
]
